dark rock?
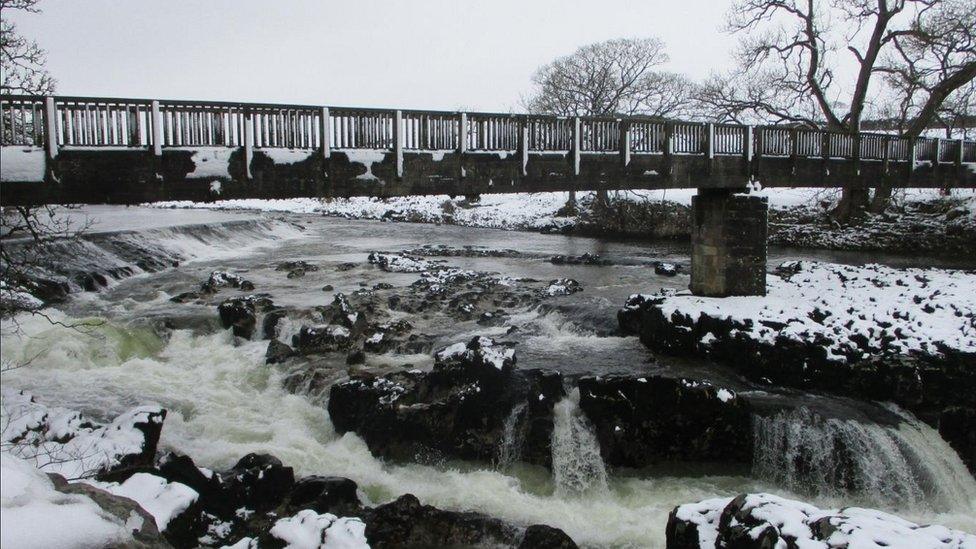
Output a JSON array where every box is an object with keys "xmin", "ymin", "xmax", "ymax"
[
  {"xmin": 217, "ymin": 295, "xmax": 274, "ymax": 339},
  {"xmin": 293, "ymin": 323, "xmax": 354, "ymax": 353},
  {"xmin": 518, "ymin": 524, "xmax": 579, "ymax": 549},
  {"xmin": 276, "ymin": 260, "xmax": 319, "ymax": 273},
  {"xmin": 622, "ymin": 296, "xmax": 976, "ymax": 428},
  {"xmin": 170, "ymin": 291, "xmax": 201, "ymax": 303},
  {"xmin": 617, "ymin": 294, "xmax": 654, "ymax": 335},
  {"xmin": 201, "ymin": 270, "xmax": 253, "ymax": 293},
  {"xmin": 940, "ymin": 406, "xmax": 976, "ymax": 473},
  {"xmin": 549, "ymin": 253, "xmax": 612, "ymax": 266},
  {"xmin": 543, "ymin": 278, "xmax": 583, "ymax": 297},
  {"xmin": 319, "ymin": 293, "xmax": 368, "ymax": 337},
  {"xmin": 365, "ymin": 494, "xmax": 521, "ymax": 548},
  {"xmin": 328, "ymin": 337, "xmax": 564, "ymax": 466},
  {"xmin": 577, "ymin": 375, "xmax": 752, "ymax": 467},
  {"xmin": 288, "ymin": 475, "xmax": 361, "ymax": 516},
  {"xmin": 665, "ymin": 506, "xmax": 702, "ymax": 549},
  {"xmin": 336, "ymin": 262, "xmax": 357, "ymax": 271},
  {"xmin": 654, "ymin": 262, "xmax": 679, "ymax": 276},
  {"xmin": 717, "ymin": 494, "xmax": 784, "ymax": 549},
  {"xmin": 266, "ymin": 339, "xmax": 296, "ymax": 364},
  {"xmin": 346, "ymin": 349, "xmax": 366, "ymax": 365},
  {"xmin": 322, "ymin": 284, "xmax": 335, "ymax": 291},
  {"xmin": 261, "ymin": 309, "xmax": 288, "ymax": 340},
  {"xmin": 219, "ymin": 453, "xmax": 295, "ymax": 513}
]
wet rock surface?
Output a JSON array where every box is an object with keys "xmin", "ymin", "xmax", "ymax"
[
  {"xmin": 217, "ymin": 294, "xmax": 275, "ymax": 339},
  {"xmin": 550, "ymin": 253, "xmax": 612, "ymax": 266},
  {"xmin": 578, "ymin": 375, "xmax": 752, "ymax": 467},
  {"xmin": 329, "ymin": 336, "xmax": 564, "ymax": 466},
  {"xmin": 619, "ymin": 262, "xmax": 976, "ymax": 465}
]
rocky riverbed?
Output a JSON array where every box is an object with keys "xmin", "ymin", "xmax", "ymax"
[{"xmin": 2, "ymin": 207, "xmax": 974, "ymax": 548}]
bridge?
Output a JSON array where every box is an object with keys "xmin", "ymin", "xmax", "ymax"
[{"xmin": 3, "ymin": 94, "xmax": 976, "ymax": 297}]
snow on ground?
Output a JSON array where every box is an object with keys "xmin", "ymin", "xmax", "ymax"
[
  {"xmin": 0, "ymin": 453, "xmax": 136, "ymax": 548},
  {"xmin": 1, "ymin": 146, "xmax": 47, "ymax": 182},
  {"xmin": 148, "ymin": 188, "xmax": 976, "ymax": 234},
  {"xmin": 674, "ymin": 493, "xmax": 976, "ymax": 549},
  {"xmin": 653, "ymin": 261, "xmax": 975, "ymax": 361},
  {"xmin": 1, "ymin": 388, "xmax": 163, "ymax": 480},
  {"xmin": 86, "ymin": 473, "xmax": 198, "ymax": 531}
]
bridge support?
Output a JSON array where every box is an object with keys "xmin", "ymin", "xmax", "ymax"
[{"xmin": 690, "ymin": 189, "xmax": 768, "ymax": 297}]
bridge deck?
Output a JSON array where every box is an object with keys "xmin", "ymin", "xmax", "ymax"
[{"xmin": 2, "ymin": 95, "xmax": 974, "ymax": 205}]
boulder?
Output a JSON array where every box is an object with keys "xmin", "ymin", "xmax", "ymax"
[
  {"xmin": 265, "ymin": 339, "xmax": 296, "ymax": 364},
  {"xmin": 201, "ymin": 270, "xmax": 253, "ymax": 293},
  {"xmin": 577, "ymin": 376, "xmax": 752, "ymax": 467},
  {"xmin": 329, "ymin": 337, "xmax": 564, "ymax": 466},
  {"xmin": 288, "ymin": 475, "xmax": 362, "ymax": 517},
  {"xmin": 364, "ymin": 494, "xmax": 519, "ymax": 548},
  {"xmin": 667, "ymin": 493, "xmax": 976, "ymax": 549},
  {"xmin": 293, "ymin": 323, "xmax": 354, "ymax": 353},
  {"xmin": 47, "ymin": 473, "xmax": 172, "ymax": 548},
  {"xmin": 217, "ymin": 295, "xmax": 274, "ymax": 339},
  {"xmin": 219, "ymin": 453, "xmax": 296, "ymax": 513},
  {"xmin": 654, "ymin": 262, "xmax": 679, "ymax": 276},
  {"xmin": 518, "ymin": 524, "xmax": 579, "ymax": 549}
]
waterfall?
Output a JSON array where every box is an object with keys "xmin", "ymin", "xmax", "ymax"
[
  {"xmin": 753, "ymin": 406, "xmax": 976, "ymax": 512},
  {"xmin": 551, "ymin": 388, "xmax": 609, "ymax": 495},
  {"xmin": 497, "ymin": 402, "xmax": 527, "ymax": 468}
]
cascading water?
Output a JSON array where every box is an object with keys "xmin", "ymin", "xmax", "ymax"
[
  {"xmin": 551, "ymin": 387, "xmax": 609, "ymax": 495},
  {"xmin": 496, "ymin": 402, "xmax": 527, "ymax": 468},
  {"xmin": 752, "ymin": 406, "xmax": 976, "ymax": 513}
]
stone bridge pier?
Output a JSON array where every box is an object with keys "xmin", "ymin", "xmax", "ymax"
[{"xmin": 690, "ymin": 189, "xmax": 768, "ymax": 297}]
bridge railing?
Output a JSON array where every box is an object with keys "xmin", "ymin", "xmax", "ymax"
[
  {"xmin": 1, "ymin": 95, "xmax": 46, "ymax": 146},
  {"xmin": 4, "ymin": 94, "xmax": 976, "ymax": 166}
]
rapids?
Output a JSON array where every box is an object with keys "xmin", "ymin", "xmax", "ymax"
[{"xmin": 2, "ymin": 206, "xmax": 974, "ymax": 548}]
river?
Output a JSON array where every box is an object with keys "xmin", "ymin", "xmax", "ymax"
[{"xmin": 2, "ymin": 206, "xmax": 974, "ymax": 548}]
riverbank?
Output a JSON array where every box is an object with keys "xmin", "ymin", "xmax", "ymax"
[
  {"xmin": 150, "ymin": 187, "xmax": 976, "ymax": 256},
  {"xmin": 2, "ymin": 209, "xmax": 974, "ymax": 548}
]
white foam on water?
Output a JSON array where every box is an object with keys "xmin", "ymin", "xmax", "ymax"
[
  {"xmin": 551, "ymin": 388, "xmax": 609, "ymax": 496},
  {"xmin": 3, "ymin": 313, "xmax": 975, "ymax": 547},
  {"xmin": 753, "ymin": 407, "xmax": 976, "ymax": 513}
]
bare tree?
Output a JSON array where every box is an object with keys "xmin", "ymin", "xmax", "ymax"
[
  {"xmin": 697, "ymin": 0, "xmax": 976, "ymax": 219},
  {"xmin": 525, "ymin": 37, "xmax": 695, "ymax": 209},
  {"xmin": 525, "ymin": 37, "xmax": 694, "ymax": 118},
  {"xmin": 0, "ymin": 0, "xmax": 56, "ymax": 95}
]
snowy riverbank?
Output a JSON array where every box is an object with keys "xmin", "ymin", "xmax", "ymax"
[{"xmin": 149, "ymin": 188, "xmax": 976, "ymax": 256}]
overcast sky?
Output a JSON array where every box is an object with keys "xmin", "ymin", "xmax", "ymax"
[{"xmin": 7, "ymin": 0, "xmax": 739, "ymax": 112}]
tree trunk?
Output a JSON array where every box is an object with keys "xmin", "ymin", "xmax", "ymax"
[
  {"xmin": 869, "ymin": 184, "xmax": 892, "ymax": 213},
  {"xmin": 831, "ymin": 188, "xmax": 871, "ymax": 222}
]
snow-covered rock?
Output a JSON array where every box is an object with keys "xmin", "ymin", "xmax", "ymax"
[
  {"xmin": 268, "ymin": 510, "xmax": 368, "ymax": 549},
  {"xmin": 1, "ymin": 453, "xmax": 158, "ymax": 548},
  {"xmin": 367, "ymin": 252, "xmax": 436, "ymax": 273},
  {"xmin": 667, "ymin": 492, "xmax": 976, "ymax": 549},
  {"xmin": 653, "ymin": 261, "xmax": 975, "ymax": 361},
  {"xmin": 1, "ymin": 389, "xmax": 165, "ymax": 480},
  {"xmin": 86, "ymin": 472, "xmax": 199, "ymax": 531},
  {"xmin": 434, "ymin": 336, "xmax": 516, "ymax": 371}
]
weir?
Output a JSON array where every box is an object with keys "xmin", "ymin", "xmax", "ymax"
[{"xmin": 3, "ymin": 94, "xmax": 976, "ymax": 297}]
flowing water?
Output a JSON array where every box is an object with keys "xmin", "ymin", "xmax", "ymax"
[
  {"xmin": 551, "ymin": 388, "xmax": 610, "ymax": 496},
  {"xmin": 2, "ymin": 206, "xmax": 974, "ymax": 548}
]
